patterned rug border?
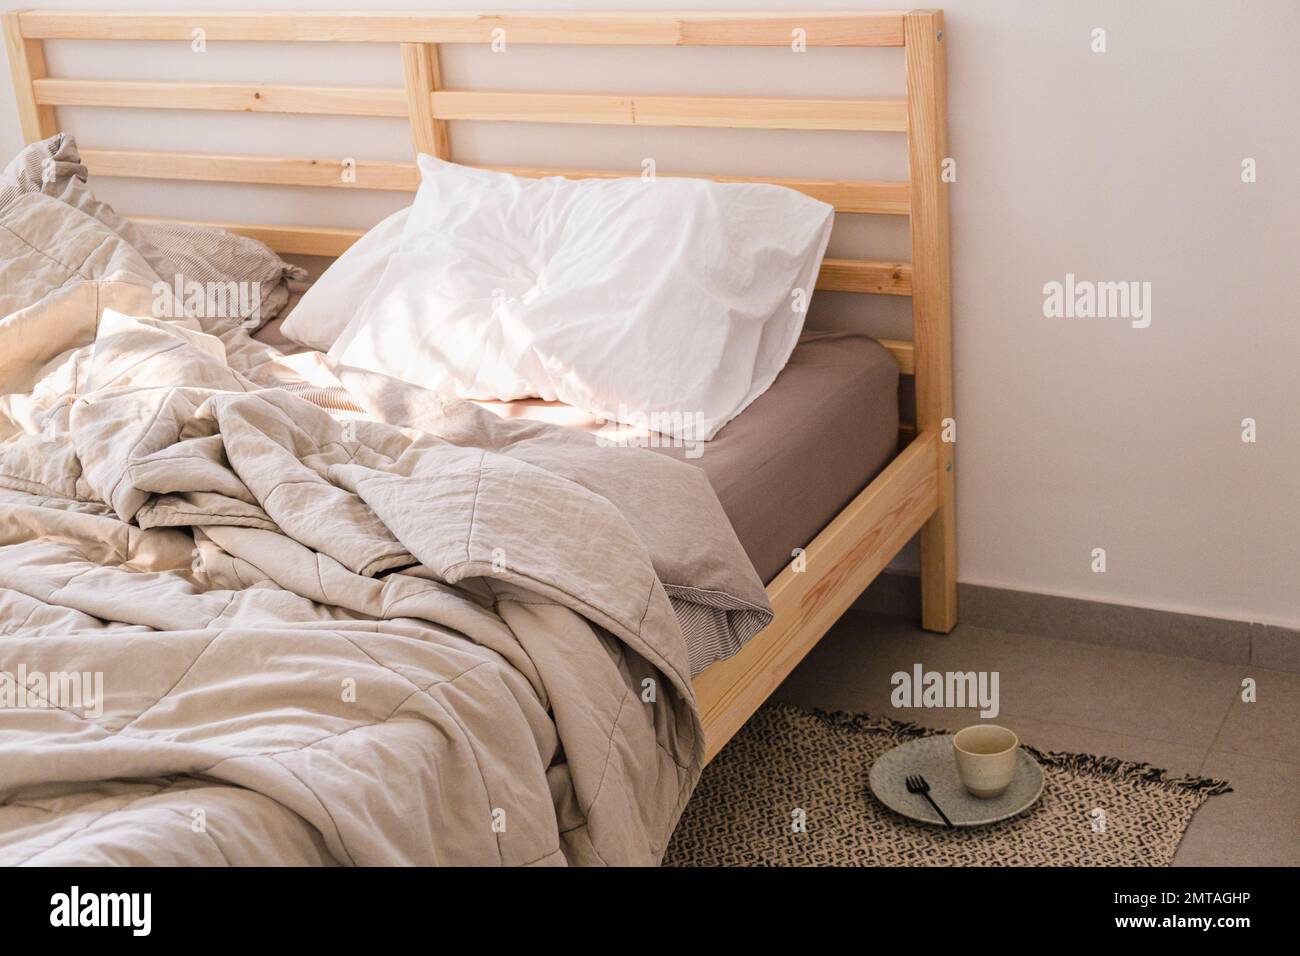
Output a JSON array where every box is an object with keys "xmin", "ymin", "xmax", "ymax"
[{"xmin": 801, "ymin": 704, "xmax": 1233, "ymax": 798}]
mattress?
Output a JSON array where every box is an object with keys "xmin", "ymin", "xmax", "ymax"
[
  {"xmin": 641, "ymin": 330, "xmax": 899, "ymax": 583},
  {"xmin": 255, "ymin": 316, "xmax": 900, "ymax": 585}
]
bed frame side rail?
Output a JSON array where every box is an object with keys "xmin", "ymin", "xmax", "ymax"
[{"xmin": 694, "ymin": 429, "xmax": 941, "ymax": 762}]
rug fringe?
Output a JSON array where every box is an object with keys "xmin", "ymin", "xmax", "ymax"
[
  {"xmin": 1021, "ymin": 747, "xmax": 1234, "ymax": 796},
  {"xmin": 799, "ymin": 704, "xmax": 1232, "ymax": 798}
]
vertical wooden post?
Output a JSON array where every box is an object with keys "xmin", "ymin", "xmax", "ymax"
[
  {"xmin": 400, "ymin": 42, "xmax": 450, "ymax": 160},
  {"xmin": 3, "ymin": 12, "xmax": 58, "ymax": 143},
  {"xmin": 905, "ymin": 10, "xmax": 957, "ymax": 633}
]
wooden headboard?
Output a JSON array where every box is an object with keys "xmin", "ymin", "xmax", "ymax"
[{"xmin": 3, "ymin": 8, "xmax": 954, "ymax": 631}]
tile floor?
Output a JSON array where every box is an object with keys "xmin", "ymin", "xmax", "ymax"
[{"xmin": 772, "ymin": 609, "xmax": 1299, "ymax": 866}]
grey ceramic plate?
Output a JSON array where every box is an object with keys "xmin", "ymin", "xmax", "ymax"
[{"xmin": 869, "ymin": 735, "xmax": 1044, "ymax": 827}]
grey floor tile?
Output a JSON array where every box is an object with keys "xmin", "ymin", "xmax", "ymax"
[
  {"xmin": 772, "ymin": 682, "xmax": 1209, "ymax": 778},
  {"xmin": 853, "ymin": 571, "xmax": 920, "ymax": 618},
  {"xmin": 773, "ymin": 673, "xmax": 984, "ymax": 731},
  {"xmin": 774, "ymin": 613, "xmax": 990, "ymax": 727},
  {"xmin": 1187, "ymin": 750, "xmax": 1300, "ymax": 842},
  {"xmin": 992, "ymin": 715, "xmax": 1207, "ymax": 778},
  {"xmin": 1210, "ymin": 668, "xmax": 1300, "ymax": 765},
  {"xmin": 785, "ymin": 610, "xmax": 1241, "ymax": 748},
  {"xmin": 1174, "ymin": 819, "xmax": 1300, "ymax": 867},
  {"xmin": 992, "ymin": 637, "xmax": 1240, "ymax": 747}
]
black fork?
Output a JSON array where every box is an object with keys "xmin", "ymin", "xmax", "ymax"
[{"xmin": 905, "ymin": 774, "xmax": 954, "ymax": 828}]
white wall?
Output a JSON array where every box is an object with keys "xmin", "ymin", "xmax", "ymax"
[{"xmin": 3, "ymin": 0, "xmax": 1297, "ymax": 629}]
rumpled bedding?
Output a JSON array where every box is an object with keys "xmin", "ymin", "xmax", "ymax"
[{"xmin": 0, "ymin": 192, "xmax": 771, "ymax": 865}]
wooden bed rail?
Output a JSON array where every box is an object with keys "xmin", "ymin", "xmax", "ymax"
[
  {"xmin": 13, "ymin": 10, "xmax": 910, "ymax": 46},
  {"xmin": 3, "ymin": 9, "xmax": 957, "ymax": 762},
  {"xmin": 131, "ymin": 213, "xmax": 912, "ymax": 298},
  {"xmin": 696, "ymin": 428, "xmax": 941, "ymax": 761},
  {"xmin": 35, "ymin": 80, "xmax": 907, "ymax": 131},
  {"xmin": 79, "ymin": 149, "xmax": 912, "ymax": 214}
]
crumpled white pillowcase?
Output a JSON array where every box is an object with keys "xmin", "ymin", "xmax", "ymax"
[
  {"xmin": 279, "ymin": 206, "xmax": 409, "ymax": 353},
  {"xmin": 330, "ymin": 156, "xmax": 834, "ymax": 440}
]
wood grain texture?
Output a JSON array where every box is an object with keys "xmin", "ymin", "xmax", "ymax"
[
  {"xmin": 84, "ymin": 150, "xmax": 908, "ymax": 213},
  {"xmin": 130, "ymin": 218, "xmax": 365, "ymax": 257},
  {"xmin": 126, "ymin": 214, "xmax": 913, "ymax": 298},
  {"xmin": 84, "ymin": 150, "xmax": 419, "ymax": 190},
  {"xmin": 905, "ymin": 10, "xmax": 957, "ymax": 633},
  {"xmin": 817, "ymin": 259, "xmax": 912, "ymax": 295},
  {"xmin": 18, "ymin": 11, "xmax": 907, "ymax": 46},
  {"xmin": 694, "ymin": 433, "xmax": 941, "ymax": 762},
  {"xmin": 492, "ymin": 167, "xmax": 910, "ymax": 214},
  {"xmin": 401, "ymin": 43, "xmax": 450, "ymax": 160},
  {"xmin": 2, "ymin": 13, "xmax": 57, "ymax": 142},
  {"xmin": 33, "ymin": 78, "xmax": 407, "ymax": 116},
  {"xmin": 429, "ymin": 90, "xmax": 907, "ymax": 131},
  {"xmin": 878, "ymin": 338, "xmax": 915, "ymax": 375}
]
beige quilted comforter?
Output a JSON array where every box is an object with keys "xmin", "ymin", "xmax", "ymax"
[{"xmin": 0, "ymin": 197, "xmax": 770, "ymax": 865}]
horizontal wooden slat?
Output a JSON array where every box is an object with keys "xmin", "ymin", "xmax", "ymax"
[
  {"xmin": 816, "ymin": 259, "xmax": 913, "ymax": 295},
  {"xmin": 495, "ymin": 167, "xmax": 908, "ymax": 213},
  {"xmin": 18, "ymin": 11, "xmax": 907, "ymax": 46},
  {"xmin": 878, "ymin": 338, "xmax": 915, "ymax": 374},
  {"xmin": 429, "ymin": 91, "xmax": 907, "ymax": 131},
  {"xmin": 132, "ymin": 218, "xmax": 365, "ymax": 258},
  {"xmin": 492, "ymin": 167, "xmax": 908, "ymax": 212},
  {"xmin": 133, "ymin": 220, "xmax": 917, "ymax": 294},
  {"xmin": 84, "ymin": 149, "xmax": 419, "ymax": 191},
  {"xmin": 89, "ymin": 149, "xmax": 908, "ymax": 213},
  {"xmin": 33, "ymin": 78, "xmax": 406, "ymax": 116},
  {"xmin": 134, "ymin": 222, "xmax": 915, "ymax": 300},
  {"xmin": 39, "ymin": 79, "xmax": 905, "ymax": 132}
]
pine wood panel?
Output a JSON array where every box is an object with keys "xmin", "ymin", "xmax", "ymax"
[
  {"xmin": 2, "ymin": 13, "xmax": 57, "ymax": 141},
  {"xmin": 906, "ymin": 11, "xmax": 957, "ymax": 633},
  {"xmin": 32, "ymin": 78, "xmax": 407, "ymax": 116},
  {"xmin": 428, "ymin": 90, "xmax": 907, "ymax": 131},
  {"xmin": 126, "ymin": 214, "xmax": 917, "ymax": 299},
  {"xmin": 401, "ymin": 43, "xmax": 450, "ymax": 160},
  {"xmin": 817, "ymin": 258, "xmax": 913, "ymax": 295},
  {"xmin": 17, "ymin": 11, "xmax": 908, "ymax": 46},
  {"xmin": 85, "ymin": 149, "xmax": 909, "ymax": 214},
  {"xmin": 84, "ymin": 150, "xmax": 419, "ymax": 190}
]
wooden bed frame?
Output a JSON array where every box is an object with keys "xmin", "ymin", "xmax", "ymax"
[{"xmin": 3, "ymin": 8, "xmax": 956, "ymax": 765}]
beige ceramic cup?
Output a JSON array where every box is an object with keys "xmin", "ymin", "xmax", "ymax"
[{"xmin": 953, "ymin": 725, "xmax": 1019, "ymax": 798}]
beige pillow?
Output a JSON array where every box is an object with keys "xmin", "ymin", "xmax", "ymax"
[{"xmin": 2, "ymin": 133, "xmax": 304, "ymax": 329}]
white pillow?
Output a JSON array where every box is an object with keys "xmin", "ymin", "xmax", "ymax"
[
  {"xmin": 279, "ymin": 206, "xmax": 408, "ymax": 352},
  {"xmin": 330, "ymin": 156, "xmax": 833, "ymax": 439}
]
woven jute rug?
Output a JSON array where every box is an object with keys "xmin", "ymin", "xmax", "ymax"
[{"xmin": 664, "ymin": 703, "xmax": 1230, "ymax": 867}]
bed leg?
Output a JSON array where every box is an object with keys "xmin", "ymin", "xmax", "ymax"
[
  {"xmin": 906, "ymin": 10, "xmax": 957, "ymax": 634},
  {"xmin": 920, "ymin": 493, "xmax": 957, "ymax": 633}
]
